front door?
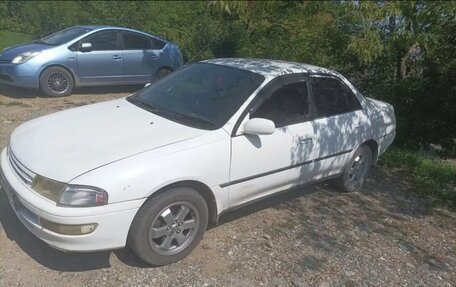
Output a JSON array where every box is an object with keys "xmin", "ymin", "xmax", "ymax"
[
  {"xmin": 228, "ymin": 77, "xmax": 317, "ymax": 207},
  {"xmin": 76, "ymin": 30, "xmax": 123, "ymax": 84}
]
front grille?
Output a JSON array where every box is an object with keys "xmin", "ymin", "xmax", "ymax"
[
  {"xmin": 7, "ymin": 148, "xmax": 35, "ymax": 186},
  {"xmin": 0, "ymin": 59, "xmax": 11, "ymax": 64}
]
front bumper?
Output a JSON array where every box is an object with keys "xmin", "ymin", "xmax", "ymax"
[
  {"xmin": 0, "ymin": 63, "xmax": 39, "ymax": 89},
  {"xmin": 0, "ymin": 147, "xmax": 145, "ymax": 252}
]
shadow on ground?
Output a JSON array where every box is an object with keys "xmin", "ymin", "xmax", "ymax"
[
  {"xmin": 0, "ymin": 180, "xmax": 321, "ymax": 271},
  {"xmin": 0, "ymin": 168, "xmax": 453, "ymax": 272},
  {"xmin": 0, "ymin": 84, "xmax": 143, "ymax": 99}
]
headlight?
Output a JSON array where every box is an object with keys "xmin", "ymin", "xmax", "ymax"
[
  {"xmin": 32, "ymin": 175, "xmax": 108, "ymax": 207},
  {"xmin": 59, "ymin": 185, "xmax": 108, "ymax": 207},
  {"xmin": 11, "ymin": 51, "xmax": 41, "ymax": 64},
  {"xmin": 32, "ymin": 175, "xmax": 66, "ymax": 202}
]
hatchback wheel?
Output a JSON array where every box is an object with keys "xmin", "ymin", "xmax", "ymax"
[
  {"xmin": 334, "ymin": 145, "xmax": 372, "ymax": 192},
  {"xmin": 155, "ymin": 68, "xmax": 172, "ymax": 82},
  {"xmin": 128, "ymin": 187, "xmax": 208, "ymax": 266},
  {"xmin": 39, "ymin": 66, "xmax": 74, "ymax": 97}
]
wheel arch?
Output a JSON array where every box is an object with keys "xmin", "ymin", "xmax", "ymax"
[
  {"xmin": 147, "ymin": 180, "xmax": 218, "ymax": 228},
  {"xmin": 39, "ymin": 64, "xmax": 78, "ymax": 87},
  {"xmin": 361, "ymin": 139, "xmax": 379, "ymax": 165},
  {"xmin": 156, "ymin": 66, "xmax": 173, "ymax": 75}
]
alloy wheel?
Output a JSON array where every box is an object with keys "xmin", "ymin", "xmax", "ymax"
[
  {"xmin": 47, "ymin": 72, "xmax": 70, "ymax": 94},
  {"xmin": 148, "ymin": 201, "xmax": 200, "ymax": 255}
]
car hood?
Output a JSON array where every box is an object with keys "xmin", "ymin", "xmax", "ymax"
[
  {"xmin": 0, "ymin": 42, "xmax": 53, "ymax": 62},
  {"xmin": 9, "ymin": 98, "xmax": 207, "ymax": 182}
]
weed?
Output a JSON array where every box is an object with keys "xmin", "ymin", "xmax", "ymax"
[{"xmin": 379, "ymin": 148, "xmax": 456, "ymax": 209}]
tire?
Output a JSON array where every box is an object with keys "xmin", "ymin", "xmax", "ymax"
[
  {"xmin": 334, "ymin": 145, "xmax": 373, "ymax": 192},
  {"xmin": 128, "ymin": 187, "xmax": 208, "ymax": 266},
  {"xmin": 155, "ymin": 68, "xmax": 172, "ymax": 82},
  {"xmin": 39, "ymin": 66, "xmax": 74, "ymax": 97}
]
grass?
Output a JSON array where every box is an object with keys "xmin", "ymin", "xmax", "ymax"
[
  {"xmin": 0, "ymin": 30, "xmax": 31, "ymax": 50},
  {"xmin": 379, "ymin": 148, "xmax": 456, "ymax": 209}
]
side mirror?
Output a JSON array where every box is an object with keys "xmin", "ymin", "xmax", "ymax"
[
  {"xmin": 243, "ymin": 118, "xmax": 275, "ymax": 135},
  {"xmin": 80, "ymin": 42, "xmax": 92, "ymax": 53}
]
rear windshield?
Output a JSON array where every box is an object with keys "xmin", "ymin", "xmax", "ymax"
[
  {"xmin": 39, "ymin": 27, "xmax": 93, "ymax": 46},
  {"xmin": 129, "ymin": 63, "xmax": 265, "ymax": 130}
]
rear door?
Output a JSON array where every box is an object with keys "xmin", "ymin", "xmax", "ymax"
[
  {"xmin": 75, "ymin": 30, "xmax": 123, "ymax": 84},
  {"xmin": 121, "ymin": 31, "xmax": 164, "ymax": 83},
  {"xmin": 309, "ymin": 75, "xmax": 365, "ymax": 177}
]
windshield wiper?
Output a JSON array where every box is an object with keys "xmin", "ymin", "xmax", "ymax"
[
  {"xmin": 128, "ymin": 97, "xmax": 163, "ymax": 114},
  {"xmin": 169, "ymin": 112, "xmax": 217, "ymax": 128},
  {"xmin": 128, "ymin": 97, "xmax": 217, "ymax": 129}
]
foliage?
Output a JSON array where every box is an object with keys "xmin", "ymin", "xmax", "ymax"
[
  {"xmin": 0, "ymin": 30, "xmax": 30, "ymax": 50},
  {"xmin": 0, "ymin": 0, "xmax": 454, "ymax": 154},
  {"xmin": 210, "ymin": 1, "xmax": 456, "ymax": 155},
  {"xmin": 379, "ymin": 148, "xmax": 456, "ymax": 209}
]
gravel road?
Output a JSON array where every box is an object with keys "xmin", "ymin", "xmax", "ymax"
[{"xmin": 0, "ymin": 86, "xmax": 455, "ymax": 287}]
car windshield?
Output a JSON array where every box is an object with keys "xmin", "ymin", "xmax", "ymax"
[
  {"xmin": 128, "ymin": 63, "xmax": 265, "ymax": 130},
  {"xmin": 37, "ymin": 27, "xmax": 93, "ymax": 46}
]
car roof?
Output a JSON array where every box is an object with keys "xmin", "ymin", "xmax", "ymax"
[
  {"xmin": 78, "ymin": 25, "xmax": 123, "ymax": 30},
  {"xmin": 74, "ymin": 25, "xmax": 171, "ymax": 43},
  {"xmin": 202, "ymin": 58, "xmax": 339, "ymax": 78}
]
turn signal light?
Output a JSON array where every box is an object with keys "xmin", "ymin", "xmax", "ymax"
[{"xmin": 40, "ymin": 218, "xmax": 97, "ymax": 235}]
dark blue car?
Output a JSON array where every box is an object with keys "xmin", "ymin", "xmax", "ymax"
[{"xmin": 0, "ymin": 26, "xmax": 183, "ymax": 96}]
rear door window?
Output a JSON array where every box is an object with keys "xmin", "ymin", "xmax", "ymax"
[{"xmin": 311, "ymin": 76, "xmax": 361, "ymax": 118}]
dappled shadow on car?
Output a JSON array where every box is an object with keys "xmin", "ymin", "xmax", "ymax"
[{"xmin": 0, "ymin": 188, "xmax": 112, "ymax": 271}]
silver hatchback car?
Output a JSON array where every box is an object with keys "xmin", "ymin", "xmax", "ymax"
[{"xmin": 0, "ymin": 26, "xmax": 183, "ymax": 96}]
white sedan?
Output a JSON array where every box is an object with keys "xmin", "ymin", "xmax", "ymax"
[{"xmin": 0, "ymin": 58, "xmax": 395, "ymax": 265}]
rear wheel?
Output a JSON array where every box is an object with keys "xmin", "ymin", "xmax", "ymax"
[
  {"xmin": 39, "ymin": 66, "xmax": 74, "ymax": 97},
  {"xmin": 128, "ymin": 187, "xmax": 208, "ymax": 266},
  {"xmin": 334, "ymin": 145, "xmax": 372, "ymax": 192},
  {"xmin": 155, "ymin": 68, "xmax": 172, "ymax": 82}
]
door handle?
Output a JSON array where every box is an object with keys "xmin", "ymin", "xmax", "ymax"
[
  {"xmin": 299, "ymin": 137, "xmax": 313, "ymax": 143},
  {"xmin": 112, "ymin": 55, "xmax": 122, "ymax": 60}
]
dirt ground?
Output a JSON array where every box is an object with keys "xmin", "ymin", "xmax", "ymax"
[{"xmin": 0, "ymin": 86, "xmax": 455, "ymax": 287}]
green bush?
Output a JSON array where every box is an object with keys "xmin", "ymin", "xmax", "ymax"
[
  {"xmin": 0, "ymin": 30, "xmax": 31, "ymax": 50},
  {"xmin": 379, "ymin": 148, "xmax": 456, "ymax": 209}
]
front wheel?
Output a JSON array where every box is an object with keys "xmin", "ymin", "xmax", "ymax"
[
  {"xmin": 334, "ymin": 145, "xmax": 372, "ymax": 192},
  {"xmin": 39, "ymin": 66, "xmax": 74, "ymax": 97},
  {"xmin": 128, "ymin": 187, "xmax": 208, "ymax": 266}
]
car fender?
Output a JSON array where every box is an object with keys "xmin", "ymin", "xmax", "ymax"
[
  {"xmin": 36, "ymin": 61, "xmax": 80, "ymax": 86},
  {"xmin": 69, "ymin": 129, "xmax": 231, "ymax": 210}
]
